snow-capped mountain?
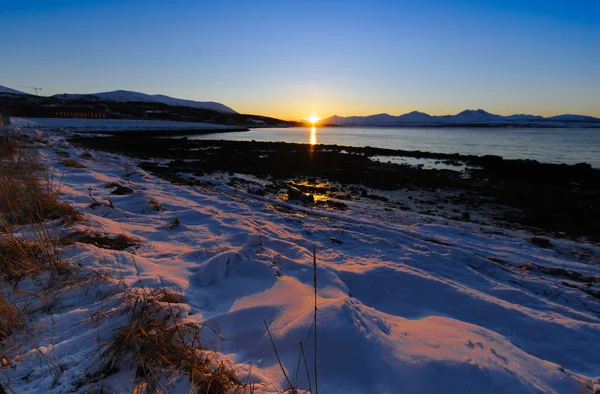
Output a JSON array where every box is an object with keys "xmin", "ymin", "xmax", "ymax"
[
  {"xmin": 447, "ymin": 109, "xmax": 504, "ymax": 123},
  {"xmin": 53, "ymin": 90, "xmax": 237, "ymax": 114},
  {"xmin": 332, "ymin": 113, "xmax": 397, "ymax": 126},
  {"xmin": 396, "ymin": 110, "xmax": 434, "ymax": 123},
  {"xmin": 504, "ymin": 114, "xmax": 545, "ymax": 121},
  {"xmin": 0, "ymin": 85, "xmax": 29, "ymax": 95},
  {"xmin": 547, "ymin": 114, "xmax": 600, "ymax": 122},
  {"xmin": 321, "ymin": 109, "xmax": 600, "ymax": 127}
]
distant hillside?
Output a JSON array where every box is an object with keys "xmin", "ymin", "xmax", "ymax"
[
  {"xmin": 0, "ymin": 85, "xmax": 29, "ymax": 95},
  {"xmin": 53, "ymin": 90, "xmax": 237, "ymax": 114},
  {"xmin": 0, "ymin": 88, "xmax": 297, "ymax": 127},
  {"xmin": 322, "ymin": 109, "xmax": 600, "ymax": 128}
]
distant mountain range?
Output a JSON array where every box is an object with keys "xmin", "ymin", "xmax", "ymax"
[
  {"xmin": 3, "ymin": 84, "xmax": 599, "ymax": 127},
  {"xmin": 322, "ymin": 109, "xmax": 600, "ymax": 127},
  {"xmin": 1, "ymin": 85, "xmax": 237, "ymax": 114}
]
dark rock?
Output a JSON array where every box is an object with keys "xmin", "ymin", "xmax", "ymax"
[
  {"xmin": 329, "ymin": 237, "xmax": 343, "ymax": 244},
  {"xmin": 316, "ymin": 200, "xmax": 348, "ymax": 210},
  {"xmin": 104, "ymin": 182, "xmax": 122, "ymax": 188},
  {"xmin": 112, "ymin": 186, "xmax": 134, "ymax": 195},
  {"xmin": 287, "ymin": 185, "xmax": 314, "ymax": 203},
  {"xmin": 529, "ymin": 236, "xmax": 552, "ymax": 248},
  {"xmin": 365, "ymin": 194, "xmax": 389, "ymax": 202},
  {"xmin": 166, "ymin": 216, "xmax": 181, "ymax": 230},
  {"xmin": 170, "ymin": 159, "xmax": 186, "ymax": 168},
  {"xmin": 249, "ymin": 186, "xmax": 266, "ymax": 196}
]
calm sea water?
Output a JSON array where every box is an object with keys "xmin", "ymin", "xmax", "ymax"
[{"xmin": 189, "ymin": 126, "xmax": 600, "ymax": 168}]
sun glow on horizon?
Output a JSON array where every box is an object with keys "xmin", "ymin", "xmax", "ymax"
[{"xmin": 307, "ymin": 115, "xmax": 320, "ymax": 124}]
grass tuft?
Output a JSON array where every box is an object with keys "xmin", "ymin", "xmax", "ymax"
[
  {"xmin": 0, "ymin": 236, "xmax": 45, "ymax": 283},
  {"xmin": 148, "ymin": 197, "xmax": 167, "ymax": 212},
  {"xmin": 105, "ymin": 289, "xmax": 243, "ymax": 393},
  {"xmin": 0, "ymin": 148, "xmax": 81, "ymax": 226},
  {"xmin": 0, "ymin": 291, "xmax": 24, "ymax": 342},
  {"xmin": 149, "ymin": 287, "xmax": 184, "ymax": 304}
]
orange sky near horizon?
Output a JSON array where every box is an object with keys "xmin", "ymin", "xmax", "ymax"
[{"xmin": 243, "ymin": 100, "xmax": 600, "ymax": 122}]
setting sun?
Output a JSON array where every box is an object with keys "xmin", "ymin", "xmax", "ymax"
[{"xmin": 308, "ymin": 115, "xmax": 319, "ymax": 124}]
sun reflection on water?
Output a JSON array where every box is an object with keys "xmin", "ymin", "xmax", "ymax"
[{"xmin": 310, "ymin": 126, "xmax": 317, "ymax": 145}]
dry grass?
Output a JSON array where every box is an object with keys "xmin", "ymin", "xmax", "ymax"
[
  {"xmin": 0, "ymin": 135, "xmax": 247, "ymax": 392},
  {"xmin": 150, "ymin": 287, "xmax": 184, "ymax": 304},
  {"xmin": 0, "ymin": 136, "xmax": 16, "ymax": 158},
  {"xmin": 0, "ymin": 139, "xmax": 74, "ymax": 283},
  {"xmin": 0, "ymin": 225, "xmax": 70, "ymax": 286},
  {"xmin": 104, "ymin": 288, "xmax": 243, "ymax": 393},
  {"xmin": 148, "ymin": 197, "xmax": 167, "ymax": 212},
  {"xmin": 166, "ymin": 216, "xmax": 181, "ymax": 230},
  {"xmin": 264, "ymin": 245, "xmax": 320, "ymax": 394},
  {"xmin": 0, "ymin": 144, "xmax": 81, "ymax": 226},
  {"xmin": 62, "ymin": 158, "xmax": 86, "ymax": 169},
  {"xmin": 0, "ymin": 134, "xmax": 75, "ymax": 357},
  {"xmin": 0, "ymin": 291, "xmax": 24, "ymax": 342},
  {"xmin": 0, "ymin": 236, "xmax": 45, "ymax": 283}
]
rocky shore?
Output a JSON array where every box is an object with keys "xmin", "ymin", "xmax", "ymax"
[{"xmin": 72, "ymin": 135, "xmax": 600, "ymax": 240}]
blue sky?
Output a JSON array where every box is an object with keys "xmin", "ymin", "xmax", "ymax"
[{"xmin": 2, "ymin": 0, "xmax": 599, "ymax": 119}]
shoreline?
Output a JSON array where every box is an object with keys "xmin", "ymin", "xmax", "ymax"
[
  {"xmin": 319, "ymin": 123, "xmax": 600, "ymax": 128},
  {"xmin": 97, "ymin": 127, "xmax": 250, "ymax": 137},
  {"xmin": 71, "ymin": 136, "xmax": 600, "ymax": 240}
]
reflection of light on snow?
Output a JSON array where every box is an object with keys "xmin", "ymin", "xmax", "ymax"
[{"xmin": 310, "ymin": 126, "xmax": 317, "ymax": 145}]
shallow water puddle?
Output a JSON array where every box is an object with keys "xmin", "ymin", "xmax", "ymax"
[{"xmin": 370, "ymin": 155, "xmax": 467, "ymax": 171}]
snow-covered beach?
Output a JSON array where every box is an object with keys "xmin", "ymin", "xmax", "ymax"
[
  {"xmin": 11, "ymin": 117, "xmax": 247, "ymax": 134},
  {"xmin": 1, "ymin": 120, "xmax": 599, "ymax": 393}
]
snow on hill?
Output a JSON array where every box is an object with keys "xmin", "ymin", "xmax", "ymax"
[
  {"xmin": 396, "ymin": 110, "xmax": 434, "ymax": 123},
  {"xmin": 53, "ymin": 89, "xmax": 238, "ymax": 114},
  {"xmin": 548, "ymin": 114, "xmax": 600, "ymax": 122},
  {"xmin": 504, "ymin": 113, "xmax": 545, "ymax": 121},
  {"xmin": 448, "ymin": 109, "xmax": 504, "ymax": 123},
  {"xmin": 333, "ymin": 113, "xmax": 398, "ymax": 126},
  {"xmin": 322, "ymin": 109, "xmax": 600, "ymax": 127},
  {"xmin": 0, "ymin": 85, "xmax": 29, "ymax": 95}
]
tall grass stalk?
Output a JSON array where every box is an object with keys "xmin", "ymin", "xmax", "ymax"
[{"xmin": 313, "ymin": 244, "xmax": 319, "ymax": 394}]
